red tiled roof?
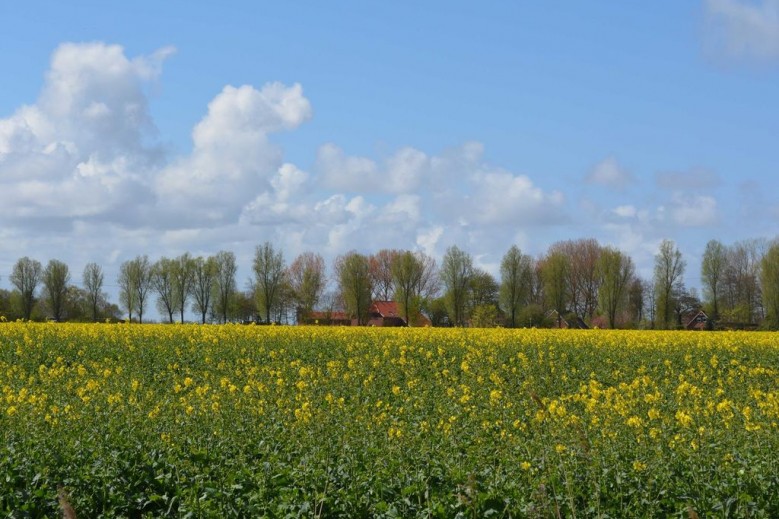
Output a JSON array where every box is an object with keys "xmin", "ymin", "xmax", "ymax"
[{"xmin": 370, "ymin": 301, "xmax": 400, "ymax": 318}]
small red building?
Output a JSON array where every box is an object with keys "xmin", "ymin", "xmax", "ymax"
[
  {"xmin": 366, "ymin": 301, "xmax": 407, "ymax": 327},
  {"xmin": 299, "ymin": 301, "xmax": 431, "ymax": 327},
  {"xmin": 683, "ymin": 310, "xmax": 710, "ymax": 331}
]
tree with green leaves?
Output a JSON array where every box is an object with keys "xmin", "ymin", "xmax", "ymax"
[
  {"xmin": 597, "ymin": 247, "xmax": 634, "ymax": 329},
  {"xmin": 541, "ymin": 251, "xmax": 570, "ymax": 327},
  {"xmin": 760, "ymin": 242, "xmax": 779, "ymax": 329},
  {"xmin": 654, "ymin": 239, "xmax": 685, "ymax": 329},
  {"xmin": 335, "ymin": 252, "xmax": 373, "ymax": 325},
  {"xmin": 470, "ymin": 268, "xmax": 500, "ymax": 327},
  {"xmin": 499, "ymin": 245, "xmax": 533, "ymax": 328},
  {"xmin": 288, "ymin": 252, "xmax": 326, "ymax": 322},
  {"xmin": 253, "ymin": 242, "xmax": 286, "ymax": 324},
  {"xmin": 42, "ymin": 259, "xmax": 71, "ymax": 321},
  {"xmin": 440, "ymin": 245, "xmax": 473, "ymax": 327},
  {"xmin": 701, "ymin": 239, "xmax": 727, "ymax": 321},
  {"xmin": 10, "ymin": 257, "xmax": 43, "ymax": 320},
  {"xmin": 83, "ymin": 262, "xmax": 104, "ymax": 322}
]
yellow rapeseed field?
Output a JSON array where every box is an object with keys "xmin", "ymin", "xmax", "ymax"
[{"xmin": 1, "ymin": 322, "xmax": 778, "ymax": 516}]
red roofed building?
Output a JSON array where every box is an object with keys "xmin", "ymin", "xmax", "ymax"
[
  {"xmin": 367, "ymin": 301, "xmax": 431, "ymax": 327},
  {"xmin": 298, "ymin": 301, "xmax": 432, "ymax": 327},
  {"xmin": 366, "ymin": 301, "xmax": 406, "ymax": 327}
]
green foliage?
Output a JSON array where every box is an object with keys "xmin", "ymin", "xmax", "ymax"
[
  {"xmin": 760, "ymin": 244, "xmax": 779, "ymax": 330},
  {"xmin": 499, "ymin": 245, "xmax": 532, "ymax": 328},
  {"xmin": 470, "ymin": 304, "xmax": 500, "ymax": 328},
  {"xmin": 440, "ymin": 246, "xmax": 473, "ymax": 327},
  {"xmin": 336, "ymin": 252, "xmax": 372, "ymax": 325}
]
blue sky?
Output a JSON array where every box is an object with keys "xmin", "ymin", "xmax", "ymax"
[{"xmin": 1, "ymin": 1, "xmax": 778, "ymax": 311}]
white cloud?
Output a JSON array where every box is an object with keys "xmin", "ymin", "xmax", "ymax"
[
  {"xmin": 0, "ymin": 42, "xmax": 166, "ymax": 225},
  {"xmin": 316, "ymin": 143, "xmax": 380, "ymax": 192},
  {"xmin": 155, "ymin": 82, "xmax": 312, "ymax": 224},
  {"xmin": 416, "ymin": 226, "xmax": 444, "ymax": 258},
  {"xmin": 613, "ymin": 205, "xmax": 638, "ymax": 218},
  {"xmin": 377, "ymin": 194, "xmax": 422, "ymax": 225},
  {"xmin": 469, "ymin": 171, "xmax": 567, "ymax": 226},
  {"xmin": 384, "ymin": 147, "xmax": 429, "ymax": 193},
  {"xmin": 669, "ymin": 194, "xmax": 719, "ymax": 227},
  {"xmin": 586, "ymin": 157, "xmax": 633, "ymax": 190},
  {"xmin": 705, "ymin": 0, "xmax": 779, "ymax": 61}
]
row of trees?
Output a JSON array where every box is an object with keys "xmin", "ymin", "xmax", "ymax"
[
  {"xmin": 3, "ymin": 237, "xmax": 779, "ymax": 328},
  {"xmin": 0, "ymin": 259, "xmax": 120, "ymax": 322}
]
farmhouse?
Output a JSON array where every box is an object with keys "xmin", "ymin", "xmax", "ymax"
[{"xmin": 298, "ymin": 301, "xmax": 431, "ymax": 327}]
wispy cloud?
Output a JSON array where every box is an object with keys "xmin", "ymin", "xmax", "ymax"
[{"xmin": 705, "ymin": 0, "xmax": 779, "ymax": 62}]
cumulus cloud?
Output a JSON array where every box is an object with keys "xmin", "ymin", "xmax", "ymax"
[
  {"xmin": 468, "ymin": 171, "xmax": 567, "ymax": 226},
  {"xmin": 155, "ymin": 82, "xmax": 312, "ymax": 224},
  {"xmin": 705, "ymin": 0, "xmax": 779, "ymax": 61},
  {"xmin": 586, "ymin": 157, "xmax": 633, "ymax": 190},
  {"xmin": 316, "ymin": 144, "xmax": 380, "ymax": 192},
  {"xmin": 316, "ymin": 144, "xmax": 439, "ymax": 195},
  {"xmin": 0, "ymin": 42, "xmax": 167, "ymax": 225}
]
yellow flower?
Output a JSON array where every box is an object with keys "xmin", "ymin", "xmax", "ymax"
[{"xmin": 675, "ymin": 410, "xmax": 693, "ymax": 428}]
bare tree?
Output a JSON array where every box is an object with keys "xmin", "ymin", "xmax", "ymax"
[
  {"xmin": 172, "ymin": 253, "xmax": 195, "ymax": 323},
  {"xmin": 654, "ymin": 240, "xmax": 685, "ymax": 329},
  {"xmin": 214, "ymin": 250, "xmax": 238, "ymax": 323},
  {"xmin": 548, "ymin": 239, "xmax": 602, "ymax": 320},
  {"xmin": 722, "ymin": 239, "xmax": 765, "ymax": 324},
  {"xmin": 152, "ymin": 257, "xmax": 177, "ymax": 323},
  {"xmin": 124, "ymin": 255, "xmax": 152, "ymax": 323},
  {"xmin": 83, "ymin": 262, "xmax": 104, "ymax": 322},
  {"xmin": 10, "ymin": 257, "xmax": 43, "ymax": 320},
  {"xmin": 253, "ymin": 242, "xmax": 286, "ymax": 324},
  {"xmin": 117, "ymin": 261, "xmax": 136, "ymax": 322},
  {"xmin": 370, "ymin": 249, "xmax": 400, "ymax": 301},
  {"xmin": 191, "ymin": 256, "xmax": 217, "ymax": 324},
  {"xmin": 42, "ymin": 259, "xmax": 71, "ymax": 321}
]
